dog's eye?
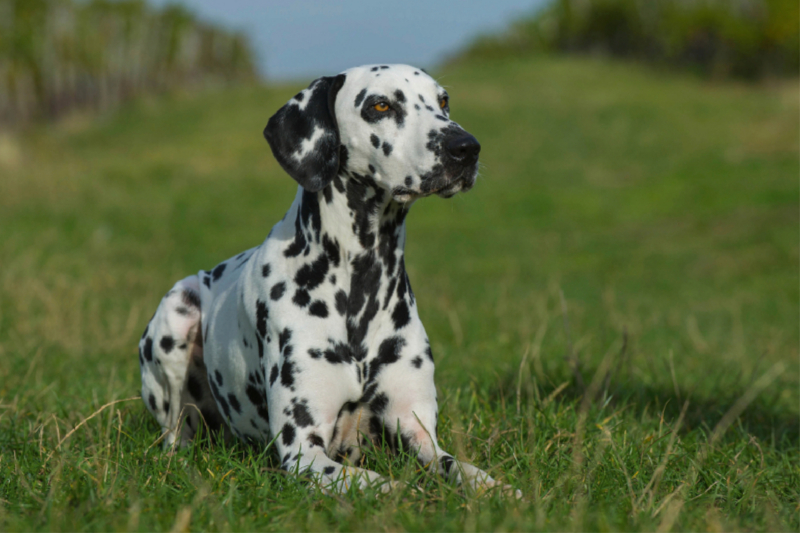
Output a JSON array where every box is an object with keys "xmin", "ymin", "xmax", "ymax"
[
  {"xmin": 439, "ymin": 98, "xmax": 448, "ymax": 109},
  {"xmin": 374, "ymin": 102, "xmax": 389, "ymax": 112}
]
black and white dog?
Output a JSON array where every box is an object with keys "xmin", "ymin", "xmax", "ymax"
[{"xmin": 139, "ymin": 64, "xmax": 520, "ymax": 496}]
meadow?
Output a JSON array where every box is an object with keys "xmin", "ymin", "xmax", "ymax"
[{"xmin": 0, "ymin": 55, "xmax": 797, "ymax": 531}]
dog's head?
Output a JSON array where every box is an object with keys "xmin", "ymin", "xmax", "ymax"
[{"xmin": 264, "ymin": 64, "xmax": 480, "ymax": 201}]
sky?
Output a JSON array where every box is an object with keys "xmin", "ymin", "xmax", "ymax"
[{"xmin": 147, "ymin": 0, "xmax": 549, "ymax": 81}]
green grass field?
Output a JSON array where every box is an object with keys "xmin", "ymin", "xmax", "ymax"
[{"xmin": 1, "ymin": 56, "xmax": 797, "ymax": 531}]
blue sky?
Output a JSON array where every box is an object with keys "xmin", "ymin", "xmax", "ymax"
[{"xmin": 148, "ymin": 0, "xmax": 548, "ymax": 80}]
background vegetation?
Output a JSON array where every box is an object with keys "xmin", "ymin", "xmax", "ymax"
[
  {"xmin": 460, "ymin": 0, "xmax": 799, "ymax": 79},
  {"xmin": 0, "ymin": 51, "xmax": 797, "ymax": 530},
  {"xmin": 0, "ymin": 0, "xmax": 256, "ymax": 125}
]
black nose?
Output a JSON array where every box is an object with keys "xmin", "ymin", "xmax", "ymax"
[{"xmin": 445, "ymin": 133, "xmax": 481, "ymax": 162}]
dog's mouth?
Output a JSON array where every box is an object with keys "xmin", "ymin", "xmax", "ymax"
[{"xmin": 392, "ymin": 164, "xmax": 478, "ymax": 202}]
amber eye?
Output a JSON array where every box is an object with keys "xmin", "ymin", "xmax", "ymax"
[
  {"xmin": 440, "ymin": 98, "xmax": 448, "ymax": 109},
  {"xmin": 374, "ymin": 102, "xmax": 389, "ymax": 112}
]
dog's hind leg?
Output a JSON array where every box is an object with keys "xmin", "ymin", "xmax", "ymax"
[{"xmin": 139, "ymin": 275, "xmax": 223, "ymax": 448}]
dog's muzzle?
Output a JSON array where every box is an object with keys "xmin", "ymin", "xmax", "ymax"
[{"xmin": 434, "ymin": 131, "xmax": 480, "ymax": 197}]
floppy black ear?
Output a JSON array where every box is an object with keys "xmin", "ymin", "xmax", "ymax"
[{"xmin": 263, "ymin": 74, "xmax": 346, "ymax": 192}]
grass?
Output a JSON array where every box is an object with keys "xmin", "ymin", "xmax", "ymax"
[{"xmin": 0, "ymin": 55, "xmax": 797, "ymax": 531}]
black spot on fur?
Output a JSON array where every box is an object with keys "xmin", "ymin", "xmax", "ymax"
[
  {"xmin": 228, "ymin": 394, "xmax": 241, "ymax": 414},
  {"xmin": 354, "ymin": 88, "xmax": 367, "ymax": 107},
  {"xmin": 382, "ymin": 142, "xmax": 393, "ymax": 156},
  {"xmin": 270, "ymin": 282, "xmax": 286, "ymax": 301},
  {"xmin": 256, "ymin": 335, "xmax": 264, "ymax": 358},
  {"xmin": 335, "ymin": 290, "xmax": 347, "ymax": 316},
  {"xmin": 282, "ymin": 423, "xmax": 295, "ymax": 446},
  {"xmin": 411, "ymin": 356, "xmax": 423, "ymax": 368},
  {"xmin": 308, "ymin": 433, "xmax": 324, "ymax": 447},
  {"xmin": 425, "ymin": 342, "xmax": 433, "ymax": 362},
  {"xmin": 293, "ymin": 288, "xmax": 310, "ymax": 307},
  {"xmin": 295, "ymin": 254, "xmax": 329, "ymax": 290},
  {"xmin": 262, "ymin": 263, "xmax": 271, "ymax": 277},
  {"xmin": 256, "ymin": 300, "xmax": 268, "ymax": 337},
  {"xmin": 279, "ymin": 328, "xmax": 292, "ymax": 353},
  {"xmin": 245, "ymin": 384, "xmax": 262, "ymax": 406},
  {"xmin": 212, "ymin": 263, "xmax": 226, "ymax": 281},
  {"xmin": 309, "ymin": 300, "xmax": 328, "ymax": 318},
  {"xmin": 281, "ymin": 361, "xmax": 295, "ymax": 388},
  {"xmin": 370, "ymin": 392, "xmax": 389, "ymax": 415},
  {"xmin": 404, "ymin": 176, "xmax": 413, "ymax": 186},
  {"xmin": 370, "ymin": 134, "xmax": 380, "ymax": 148},
  {"xmin": 269, "ymin": 364, "xmax": 279, "ymax": 386},
  {"xmin": 148, "ymin": 393, "xmax": 157, "ymax": 412},
  {"xmin": 215, "ymin": 370, "xmax": 223, "ymax": 386},
  {"xmin": 322, "ymin": 234, "xmax": 340, "ymax": 267},
  {"xmin": 383, "ymin": 278, "xmax": 397, "ymax": 310},
  {"xmin": 368, "ymin": 336, "xmax": 405, "ymax": 382},
  {"xmin": 392, "ymin": 301, "xmax": 410, "ymax": 330},
  {"xmin": 158, "ymin": 335, "xmax": 175, "ymax": 353},
  {"xmin": 143, "ymin": 338, "xmax": 153, "ymax": 362},
  {"xmin": 323, "ymin": 466, "xmax": 336, "ymax": 475},
  {"xmin": 293, "ymin": 402, "xmax": 314, "ymax": 427},
  {"xmin": 397, "ymin": 272, "xmax": 407, "ymax": 299},
  {"xmin": 323, "ymin": 342, "xmax": 351, "ymax": 365}
]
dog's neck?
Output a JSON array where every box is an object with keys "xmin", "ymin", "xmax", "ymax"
[{"xmin": 291, "ymin": 171, "xmax": 410, "ymax": 273}]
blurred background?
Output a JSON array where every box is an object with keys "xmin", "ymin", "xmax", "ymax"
[
  {"xmin": 0, "ymin": 0, "xmax": 798, "ymax": 530},
  {"xmin": 1, "ymin": 0, "xmax": 797, "ymax": 122}
]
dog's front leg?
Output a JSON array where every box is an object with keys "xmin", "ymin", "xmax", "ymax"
[
  {"xmin": 373, "ymin": 343, "xmax": 522, "ymax": 498},
  {"xmin": 269, "ymin": 391, "xmax": 395, "ymax": 494},
  {"xmin": 390, "ymin": 402, "xmax": 522, "ymax": 498}
]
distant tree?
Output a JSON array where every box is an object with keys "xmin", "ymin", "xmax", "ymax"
[{"xmin": 0, "ymin": 0, "xmax": 258, "ymax": 125}]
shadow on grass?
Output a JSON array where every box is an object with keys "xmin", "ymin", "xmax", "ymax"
[{"xmin": 497, "ymin": 366, "xmax": 799, "ymax": 450}]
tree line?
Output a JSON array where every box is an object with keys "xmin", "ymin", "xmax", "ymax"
[
  {"xmin": 0, "ymin": 0, "xmax": 257, "ymax": 125},
  {"xmin": 459, "ymin": 0, "xmax": 798, "ymax": 80}
]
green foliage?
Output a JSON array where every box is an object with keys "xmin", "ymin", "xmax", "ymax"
[
  {"xmin": 0, "ymin": 56, "xmax": 797, "ymax": 530},
  {"xmin": 0, "ymin": 0, "xmax": 257, "ymax": 125},
  {"xmin": 459, "ymin": 0, "xmax": 799, "ymax": 79}
]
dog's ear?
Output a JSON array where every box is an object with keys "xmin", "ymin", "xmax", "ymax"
[{"xmin": 263, "ymin": 74, "xmax": 347, "ymax": 192}]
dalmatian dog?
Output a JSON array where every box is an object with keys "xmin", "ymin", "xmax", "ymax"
[{"xmin": 138, "ymin": 64, "xmax": 520, "ymax": 497}]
